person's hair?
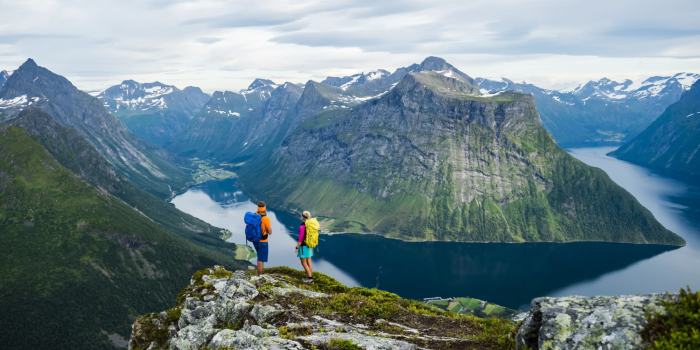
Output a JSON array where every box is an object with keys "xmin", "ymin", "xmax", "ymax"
[
  {"xmin": 302, "ymin": 210, "xmax": 311, "ymax": 219},
  {"xmin": 257, "ymin": 201, "xmax": 266, "ymax": 208}
]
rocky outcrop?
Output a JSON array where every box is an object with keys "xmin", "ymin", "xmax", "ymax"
[
  {"xmin": 516, "ymin": 294, "xmax": 675, "ymax": 350},
  {"xmin": 129, "ymin": 266, "xmax": 516, "ymax": 350}
]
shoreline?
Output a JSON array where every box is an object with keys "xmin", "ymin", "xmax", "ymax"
[{"xmin": 318, "ymin": 230, "xmax": 686, "ymax": 247}]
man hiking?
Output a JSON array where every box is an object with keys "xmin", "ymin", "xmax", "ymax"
[{"xmin": 252, "ymin": 201, "xmax": 272, "ymax": 275}]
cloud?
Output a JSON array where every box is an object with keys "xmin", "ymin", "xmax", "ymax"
[{"xmin": 0, "ymin": 0, "xmax": 697, "ymax": 92}]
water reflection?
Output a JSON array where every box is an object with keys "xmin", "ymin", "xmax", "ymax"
[{"xmin": 318, "ymin": 234, "xmax": 673, "ymax": 308}]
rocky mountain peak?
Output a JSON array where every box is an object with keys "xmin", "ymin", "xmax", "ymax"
[
  {"xmin": 247, "ymin": 78, "xmax": 277, "ymax": 90},
  {"xmin": 19, "ymin": 58, "xmax": 38, "ymax": 70},
  {"xmin": 1, "ymin": 58, "xmax": 77, "ymax": 100},
  {"xmin": 419, "ymin": 56, "xmax": 449, "ymax": 70},
  {"xmin": 399, "ymin": 70, "xmax": 481, "ymax": 98},
  {"xmin": 183, "ymin": 86, "xmax": 205, "ymax": 94}
]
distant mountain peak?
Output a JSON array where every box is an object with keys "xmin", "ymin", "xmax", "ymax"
[
  {"xmin": 247, "ymin": 78, "xmax": 277, "ymax": 90},
  {"xmin": 419, "ymin": 56, "xmax": 449, "ymax": 68},
  {"xmin": 19, "ymin": 58, "xmax": 38, "ymax": 70},
  {"xmin": 98, "ymin": 79, "xmax": 209, "ymax": 116}
]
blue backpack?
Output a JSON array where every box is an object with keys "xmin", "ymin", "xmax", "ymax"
[{"xmin": 244, "ymin": 212, "xmax": 262, "ymax": 243}]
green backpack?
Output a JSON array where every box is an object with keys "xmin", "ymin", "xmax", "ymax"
[{"xmin": 304, "ymin": 218, "xmax": 320, "ymax": 248}]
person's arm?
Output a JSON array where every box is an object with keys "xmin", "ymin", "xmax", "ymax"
[{"xmin": 296, "ymin": 225, "xmax": 305, "ymax": 249}]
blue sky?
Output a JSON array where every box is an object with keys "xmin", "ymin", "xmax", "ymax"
[{"xmin": 0, "ymin": 0, "xmax": 698, "ymax": 92}]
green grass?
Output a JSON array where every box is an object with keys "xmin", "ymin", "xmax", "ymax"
[
  {"xmin": 260, "ymin": 267, "xmax": 516, "ymax": 349},
  {"xmin": 326, "ymin": 338, "xmax": 362, "ymax": 350},
  {"xmin": 0, "ymin": 126, "xmax": 245, "ymax": 349},
  {"xmin": 642, "ymin": 288, "xmax": 700, "ymax": 349}
]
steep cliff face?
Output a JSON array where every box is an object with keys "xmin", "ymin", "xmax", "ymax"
[
  {"xmin": 174, "ymin": 81, "xmax": 303, "ymax": 160},
  {"xmin": 242, "ymin": 69, "xmax": 683, "ymax": 244},
  {"xmin": 611, "ymin": 80, "xmax": 700, "ymax": 183}
]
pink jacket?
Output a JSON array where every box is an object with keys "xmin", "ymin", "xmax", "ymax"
[{"xmin": 298, "ymin": 224, "xmax": 306, "ymax": 244}]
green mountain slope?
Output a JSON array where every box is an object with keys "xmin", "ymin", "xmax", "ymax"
[
  {"xmin": 241, "ymin": 71, "xmax": 683, "ymax": 245},
  {"xmin": 0, "ymin": 126, "xmax": 245, "ymax": 349},
  {"xmin": 9, "ymin": 108, "xmax": 231, "ymax": 253},
  {"xmin": 611, "ymin": 81, "xmax": 700, "ymax": 183},
  {"xmin": 0, "ymin": 59, "xmax": 189, "ymax": 198}
]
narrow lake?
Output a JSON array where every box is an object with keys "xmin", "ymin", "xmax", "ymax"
[{"xmin": 171, "ymin": 147, "xmax": 700, "ymax": 309}]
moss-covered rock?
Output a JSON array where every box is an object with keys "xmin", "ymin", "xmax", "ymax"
[
  {"xmin": 516, "ymin": 294, "xmax": 677, "ymax": 350},
  {"xmin": 129, "ymin": 266, "xmax": 516, "ymax": 349}
]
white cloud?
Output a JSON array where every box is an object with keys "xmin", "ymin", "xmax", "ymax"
[{"xmin": 0, "ymin": 0, "xmax": 698, "ymax": 92}]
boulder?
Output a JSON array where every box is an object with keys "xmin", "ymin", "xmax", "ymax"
[{"xmin": 516, "ymin": 294, "xmax": 673, "ymax": 350}]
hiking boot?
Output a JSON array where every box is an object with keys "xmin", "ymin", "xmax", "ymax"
[{"xmin": 303, "ymin": 277, "xmax": 314, "ymax": 284}]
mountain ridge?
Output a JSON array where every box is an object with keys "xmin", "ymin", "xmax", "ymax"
[
  {"xmin": 611, "ymin": 80, "xmax": 700, "ymax": 183},
  {"xmin": 0, "ymin": 59, "xmax": 189, "ymax": 197}
]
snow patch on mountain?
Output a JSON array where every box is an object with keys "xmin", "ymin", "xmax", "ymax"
[{"xmin": 0, "ymin": 95, "xmax": 42, "ymax": 109}]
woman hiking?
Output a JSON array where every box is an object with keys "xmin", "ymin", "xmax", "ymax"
[{"xmin": 296, "ymin": 210, "xmax": 316, "ymax": 283}]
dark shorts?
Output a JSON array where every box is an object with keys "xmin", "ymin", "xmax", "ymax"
[{"xmin": 253, "ymin": 241, "xmax": 269, "ymax": 262}]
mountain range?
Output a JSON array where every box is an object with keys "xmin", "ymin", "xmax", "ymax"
[
  {"xmin": 611, "ymin": 80, "xmax": 700, "ymax": 183},
  {"xmin": 0, "ymin": 59, "xmax": 189, "ymax": 198},
  {"xmin": 476, "ymin": 73, "xmax": 699, "ymax": 146},
  {"xmin": 98, "ymin": 80, "xmax": 210, "ymax": 147},
  {"xmin": 92, "ymin": 61, "xmax": 698, "ymax": 152}
]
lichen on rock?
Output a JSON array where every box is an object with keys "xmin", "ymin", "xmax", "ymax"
[
  {"xmin": 129, "ymin": 266, "xmax": 516, "ymax": 350},
  {"xmin": 516, "ymin": 294, "xmax": 676, "ymax": 350}
]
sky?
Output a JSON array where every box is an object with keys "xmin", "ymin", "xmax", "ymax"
[{"xmin": 1, "ymin": 0, "xmax": 699, "ymax": 93}]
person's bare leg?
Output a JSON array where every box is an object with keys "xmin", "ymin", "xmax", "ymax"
[
  {"xmin": 257, "ymin": 261, "xmax": 264, "ymax": 275},
  {"xmin": 304, "ymin": 258, "xmax": 313, "ymax": 278},
  {"xmin": 299, "ymin": 258, "xmax": 310, "ymax": 276},
  {"xmin": 302, "ymin": 259, "xmax": 312, "ymax": 277}
]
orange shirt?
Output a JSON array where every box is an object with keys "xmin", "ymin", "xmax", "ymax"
[{"xmin": 260, "ymin": 215, "xmax": 272, "ymax": 242}]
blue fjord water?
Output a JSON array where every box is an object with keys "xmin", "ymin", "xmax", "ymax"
[{"xmin": 171, "ymin": 147, "xmax": 700, "ymax": 309}]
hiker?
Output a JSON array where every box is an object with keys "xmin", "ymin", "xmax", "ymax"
[
  {"xmin": 250, "ymin": 201, "xmax": 271, "ymax": 275},
  {"xmin": 296, "ymin": 210, "xmax": 319, "ymax": 283}
]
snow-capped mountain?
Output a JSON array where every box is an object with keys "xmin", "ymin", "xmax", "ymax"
[
  {"xmin": 571, "ymin": 73, "xmax": 700, "ymax": 101},
  {"xmin": 313, "ymin": 56, "xmax": 481, "ymax": 111},
  {"xmin": 96, "ymin": 80, "xmax": 210, "ymax": 147},
  {"xmin": 201, "ymin": 79, "xmax": 284, "ymax": 119},
  {"xmin": 173, "ymin": 80, "xmax": 303, "ymax": 159},
  {"xmin": 322, "ymin": 69, "xmax": 390, "ymax": 91},
  {"xmin": 612, "ymin": 80, "xmax": 700, "ymax": 183},
  {"xmin": 476, "ymin": 73, "xmax": 700, "ymax": 146},
  {"xmin": 98, "ymin": 80, "xmax": 209, "ymax": 116}
]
